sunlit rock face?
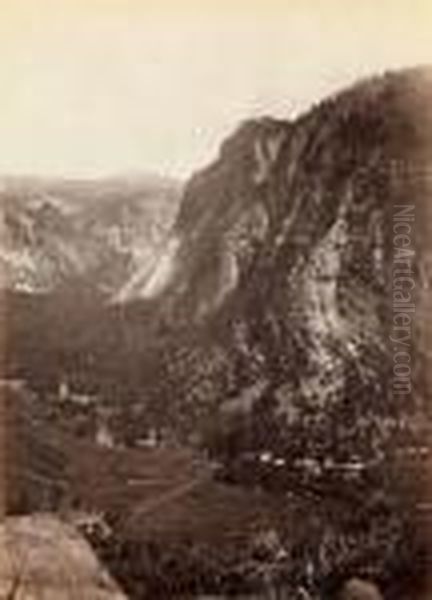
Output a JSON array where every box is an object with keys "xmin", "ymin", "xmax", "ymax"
[
  {"xmin": 0, "ymin": 515, "xmax": 127, "ymax": 599},
  {"xmin": 115, "ymin": 236, "xmax": 181, "ymax": 302}
]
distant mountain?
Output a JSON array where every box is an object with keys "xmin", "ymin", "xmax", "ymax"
[{"xmin": 0, "ymin": 174, "xmax": 181, "ymax": 296}]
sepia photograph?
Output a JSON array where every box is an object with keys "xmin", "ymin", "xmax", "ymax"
[{"xmin": 0, "ymin": 1, "xmax": 431, "ymax": 598}]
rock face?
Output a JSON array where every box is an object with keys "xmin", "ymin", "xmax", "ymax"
[
  {"xmin": 118, "ymin": 67, "xmax": 432, "ymax": 455},
  {"xmin": 0, "ymin": 515, "xmax": 127, "ymax": 599},
  {"xmin": 340, "ymin": 578, "xmax": 383, "ymax": 600},
  {"xmin": 0, "ymin": 175, "xmax": 181, "ymax": 296}
]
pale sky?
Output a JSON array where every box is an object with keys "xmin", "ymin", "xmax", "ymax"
[{"xmin": 0, "ymin": 0, "xmax": 431, "ymax": 180}]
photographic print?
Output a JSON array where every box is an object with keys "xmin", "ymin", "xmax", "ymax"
[{"xmin": 0, "ymin": 1, "xmax": 431, "ymax": 598}]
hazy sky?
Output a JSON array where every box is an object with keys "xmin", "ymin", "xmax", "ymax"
[{"xmin": 0, "ymin": 0, "xmax": 431, "ymax": 180}]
